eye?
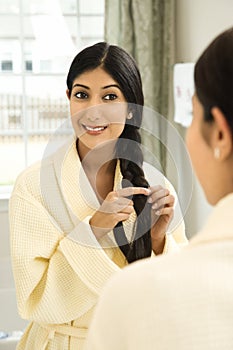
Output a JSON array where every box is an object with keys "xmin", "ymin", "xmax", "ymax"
[
  {"xmin": 75, "ymin": 91, "xmax": 88, "ymax": 99},
  {"xmin": 103, "ymin": 93, "xmax": 117, "ymax": 101}
]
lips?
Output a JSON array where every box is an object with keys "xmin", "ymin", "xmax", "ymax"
[{"xmin": 82, "ymin": 124, "xmax": 108, "ymax": 134}]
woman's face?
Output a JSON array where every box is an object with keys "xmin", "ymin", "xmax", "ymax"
[
  {"xmin": 67, "ymin": 67, "xmax": 128, "ymax": 154},
  {"xmin": 186, "ymin": 94, "xmax": 217, "ymax": 204}
]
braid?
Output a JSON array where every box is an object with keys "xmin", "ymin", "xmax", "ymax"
[{"xmin": 113, "ymin": 124, "xmax": 152, "ymax": 263}]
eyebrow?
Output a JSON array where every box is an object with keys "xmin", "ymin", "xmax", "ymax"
[
  {"xmin": 72, "ymin": 83, "xmax": 89, "ymax": 89},
  {"xmin": 102, "ymin": 84, "xmax": 121, "ymax": 90},
  {"xmin": 72, "ymin": 83, "xmax": 121, "ymax": 90}
]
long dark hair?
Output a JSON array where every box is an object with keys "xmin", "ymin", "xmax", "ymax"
[
  {"xmin": 66, "ymin": 42, "xmax": 152, "ymax": 263},
  {"xmin": 194, "ymin": 27, "xmax": 233, "ymax": 133}
]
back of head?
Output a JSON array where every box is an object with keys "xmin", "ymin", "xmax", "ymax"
[{"xmin": 194, "ymin": 27, "xmax": 233, "ymax": 133}]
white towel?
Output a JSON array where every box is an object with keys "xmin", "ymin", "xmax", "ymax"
[{"xmin": 173, "ymin": 63, "xmax": 195, "ymax": 128}]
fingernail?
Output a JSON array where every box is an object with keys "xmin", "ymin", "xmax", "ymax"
[
  {"xmin": 155, "ymin": 210, "xmax": 161, "ymax": 215},
  {"xmin": 152, "ymin": 203, "xmax": 157, "ymax": 209},
  {"xmin": 147, "ymin": 197, "xmax": 152, "ymax": 203}
]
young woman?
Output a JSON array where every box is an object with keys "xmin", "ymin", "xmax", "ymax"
[
  {"xmin": 84, "ymin": 29, "xmax": 233, "ymax": 350},
  {"xmin": 9, "ymin": 42, "xmax": 187, "ymax": 349}
]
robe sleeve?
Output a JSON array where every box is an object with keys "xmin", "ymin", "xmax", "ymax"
[{"xmin": 9, "ymin": 176, "xmax": 120, "ymax": 325}]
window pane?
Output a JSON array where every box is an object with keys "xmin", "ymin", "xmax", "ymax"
[
  {"xmin": 1, "ymin": 60, "xmax": 13, "ymax": 71},
  {"xmin": 0, "ymin": 0, "xmax": 105, "ymax": 192},
  {"xmin": 25, "ymin": 76, "xmax": 69, "ymax": 133},
  {"xmin": 0, "ymin": 76, "xmax": 24, "ymax": 186},
  {"xmin": 23, "ymin": 15, "xmax": 77, "ymax": 73},
  {"xmin": 0, "ymin": 40, "xmax": 21, "ymax": 73},
  {"xmin": 80, "ymin": 16, "xmax": 104, "ymax": 37},
  {"xmin": 0, "ymin": 136, "xmax": 25, "ymax": 185},
  {"xmin": 23, "ymin": 0, "xmax": 59, "ymax": 14},
  {"xmin": 80, "ymin": 37, "xmax": 104, "ymax": 50},
  {"xmin": 0, "ymin": 76, "xmax": 23, "ymax": 133},
  {"xmin": 23, "ymin": 0, "xmax": 76, "ymax": 15},
  {"xmin": 0, "ymin": 15, "xmax": 20, "ymax": 37},
  {"xmin": 25, "ymin": 76, "xmax": 70, "ymax": 166},
  {"xmin": 79, "ymin": 0, "xmax": 104, "ymax": 14},
  {"xmin": 59, "ymin": 0, "xmax": 77, "ymax": 14},
  {"xmin": 0, "ymin": 0, "xmax": 19, "ymax": 14}
]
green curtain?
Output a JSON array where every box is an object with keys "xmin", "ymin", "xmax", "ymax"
[{"xmin": 105, "ymin": 0, "xmax": 175, "ymax": 172}]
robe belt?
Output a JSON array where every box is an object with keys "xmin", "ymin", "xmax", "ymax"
[{"xmin": 40, "ymin": 323, "xmax": 88, "ymax": 340}]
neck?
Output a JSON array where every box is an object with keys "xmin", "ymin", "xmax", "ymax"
[
  {"xmin": 210, "ymin": 159, "xmax": 233, "ymax": 205},
  {"xmin": 77, "ymin": 139, "xmax": 117, "ymax": 174}
]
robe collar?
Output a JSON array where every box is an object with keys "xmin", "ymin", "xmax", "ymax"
[{"xmin": 190, "ymin": 193, "xmax": 233, "ymax": 247}]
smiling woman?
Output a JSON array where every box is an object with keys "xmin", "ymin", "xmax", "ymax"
[{"xmin": 9, "ymin": 42, "xmax": 187, "ymax": 350}]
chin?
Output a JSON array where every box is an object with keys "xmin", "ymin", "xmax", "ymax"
[{"xmin": 205, "ymin": 191, "xmax": 220, "ymax": 206}]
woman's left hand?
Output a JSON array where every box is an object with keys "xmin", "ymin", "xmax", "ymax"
[{"xmin": 148, "ymin": 185, "xmax": 175, "ymax": 255}]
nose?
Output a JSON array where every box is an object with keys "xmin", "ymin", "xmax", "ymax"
[
  {"xmin": 86, "ymin": 97, "xmax": 103, "ymax": 122},
  {"xmin": 86, "ymin": 107, "xmax": 102, "ymax": 123},
  {"xmin": 87, "ymin": 114, "xmax": 100, "ymax": 122}
]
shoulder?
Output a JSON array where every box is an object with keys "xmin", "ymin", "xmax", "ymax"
[
  {"xmin": 11, "ymin": 151, "xmax": 56, "ymax": 199},
  {"xmin": 10, "ymin": 138, "xmax": 78, "ymax": 207},
  {"xmin": 103, "ymin": 244, "xmax": 208, "ymax": 303},
  {"xmin": 12, "ymin": 160, "xmax": 42, "ymax": 193},
  {"xmin": 15, "ymin": 136, "xmax": 76, "ymax": 189},
  {"xmin": 90, "ymin": 250, "xmax": 194, "ymax": 342}
]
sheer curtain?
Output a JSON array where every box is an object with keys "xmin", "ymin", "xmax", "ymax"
[{"xmin": 105, "ymin": 0, "xmax": 175, "ymax": 172}]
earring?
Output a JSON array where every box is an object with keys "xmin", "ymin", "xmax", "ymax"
[
  {"xmin": 214, "ymin": 147, "xmax": 220, "ymax": 159},
  {"xmin": 127, "ymin": 112, "xmax": 133, "ymax": 120}
]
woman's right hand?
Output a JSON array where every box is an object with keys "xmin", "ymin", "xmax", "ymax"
[{"xmin": 89, "ymin": 187, "xmax": 150, "ymax": 239}]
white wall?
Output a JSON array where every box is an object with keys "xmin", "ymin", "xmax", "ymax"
[
  {"xmin": 176, "ymin": 0, "xmax": 233, "ymax": 62},
  {"xmin": 174, "ymin": 0, "xmax": 233, "ymax": 237}
]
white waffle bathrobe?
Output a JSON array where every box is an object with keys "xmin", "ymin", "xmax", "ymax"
[{"xmin": 9, "ymin": 138, "xmax": 187, "ymax": 350}]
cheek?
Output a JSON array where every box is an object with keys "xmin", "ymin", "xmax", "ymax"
[
  {"xmin": 186, "ymin": 123, "xmax": 213, "ymax": 196},
  {"xmin": 111, "ymin": 117, "xmax": 125, "ymax": 136},
  {"xmin": 186, "ymin": 124, "xmax": 205, "ymax": 176},
  {"xmin": 186, "ymin": 124, "xmax": 196, "ymax": 162}
]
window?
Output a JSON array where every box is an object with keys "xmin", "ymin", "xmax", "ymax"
[
  {"xmin": 0, "ymin": 0, "xmax": 104, "ymax": 193},
  {"xmin": 25, "ymin": 60, "xmax": 33, "ymax": 71},
  {"xmin": 1, "ymin": 60, "xmax": 13, "ymax": 71}
]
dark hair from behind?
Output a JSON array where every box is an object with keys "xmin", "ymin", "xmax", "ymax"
[
  {"xmin": 194, "ymin": 27, "xmax": 233, "ymax": 134},
  {"xmin": 66, "ymin": 42, "xmax": 152, "ymax": 263}
]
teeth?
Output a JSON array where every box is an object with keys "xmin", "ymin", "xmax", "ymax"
[{"xmin": 85, "ymin": 125, "xmax": 105, "ymax": 131}]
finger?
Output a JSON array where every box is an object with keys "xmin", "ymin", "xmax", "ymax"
[
  {"xmin": 151, "ymin": 195, "xmax": 175, "ymax": 210},
  {"xmin": 148, "ymin": 189, "xmax": 170, "ymax": 205},
  {"xmin": 119, "ymin": 205, "xmax": 134, "ymax": 214},
  {"xmin": 116, "ymin": 212, "xmax": 131, "ymax": 222},
  {"xmin": 148, "ymin": 188, "xmax": 170, "ymax": 201},
  {"xmin": 117, "ymin": 187, "xmax": 150, "ymax": 198},
  {"xmin": 116, "ymin": 198, "xmax": 134, "ymax": 207},
  {"xmin": 155, "ymin": 207, "xmax": 174, "ymax": 217},
  {"xmin": 149, "ymin": 185, "xmax": 164, "ymax": 193},
  {"xmin": 100, "ymin": 199, "xmax": 134, "ymax": 215}
]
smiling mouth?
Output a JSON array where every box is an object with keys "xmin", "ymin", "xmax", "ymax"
[{"xmin": 82, "ymin": 124, "xmax": 108, "ymax": 132}]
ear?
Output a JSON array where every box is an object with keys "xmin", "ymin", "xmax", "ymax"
[
  {"xmin": 66, "ymin": 89, "xmax": 70, "ymax": 100},
  {"xmin": 211, "ymin": 107, "xmax": 232, "ymax": 160},
  {"xmin": 126, "ymin": 111, "xmax": 133, "ymax": 120}
]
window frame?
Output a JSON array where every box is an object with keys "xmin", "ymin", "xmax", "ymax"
[{"xmin": 0, "ymin": 0, "xmax": 104, "ymax": 199}]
